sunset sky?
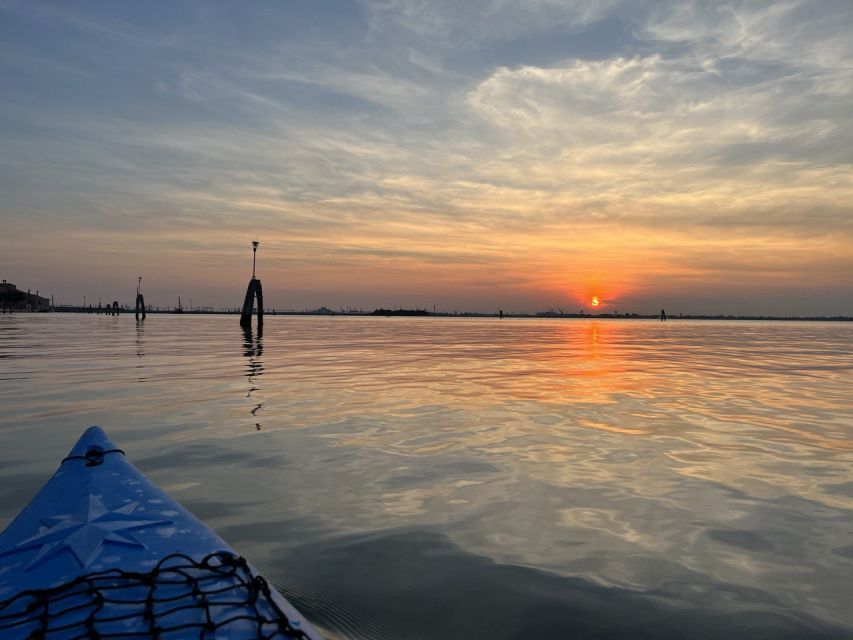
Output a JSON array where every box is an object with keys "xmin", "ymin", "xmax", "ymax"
[{"xmin": 1, "ymin": 1, "xmax": 851, "ymax": 315}]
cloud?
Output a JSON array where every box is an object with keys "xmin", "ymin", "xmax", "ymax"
[
  {"xmin": 1, "ymin": 0, "xmax": 851, "ymax": 312},
  {"xmin": 363, "ymin": 0, "xmax": 621, "ymax": 44},
  {"xmin": 462, "ymin": 35, "xmax": 853, "ymax": 236}
]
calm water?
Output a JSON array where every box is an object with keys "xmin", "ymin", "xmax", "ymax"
[{"xmin": 1, "ymin": 314, "xmax": 852, "ymax": 639}]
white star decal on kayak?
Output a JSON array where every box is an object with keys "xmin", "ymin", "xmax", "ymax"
[{"xmin": 1, "ymin": 494, "xmax": 172, "ymax": 570}]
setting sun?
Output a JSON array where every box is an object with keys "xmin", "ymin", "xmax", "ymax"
[{"xmin": 591, "ymin": 296, "xmax": 600, "ymax": 307}]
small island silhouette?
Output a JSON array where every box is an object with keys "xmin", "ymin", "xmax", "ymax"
[{"xmin": 31, "ymin": 304, "xmax": 852, "ymax": 322}]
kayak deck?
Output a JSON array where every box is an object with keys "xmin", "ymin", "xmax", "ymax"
[{"xmin": 0, "ymin": 426, "xmax": 322, "ymax": 639}]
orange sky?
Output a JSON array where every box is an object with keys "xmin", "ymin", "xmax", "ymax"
[{"xmin": 1, "ymin": 2, "xmax": 851, "ymax": 315}]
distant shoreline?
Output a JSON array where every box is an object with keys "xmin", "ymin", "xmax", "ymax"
[{"xmin": 10, "ymin": 308, "xmax": 852, "ymax": 322}]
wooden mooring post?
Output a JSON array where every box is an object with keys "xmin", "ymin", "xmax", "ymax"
[
  {"xmin": 135, "ymin": 276, "xmax": 146, "ymax": 320},
  {"xmin": 240, "ymin": 241, "xmax": 264, "ymax": 328}
]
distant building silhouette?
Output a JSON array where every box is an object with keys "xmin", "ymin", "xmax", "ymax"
[{"xmin": 0, "ymin": 280, "xmax": 49, "ymax": 311}]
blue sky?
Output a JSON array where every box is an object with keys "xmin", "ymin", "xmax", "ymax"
[{"xmin": 1, "ymin": 1, "xmax": 852, "ymax": 314}]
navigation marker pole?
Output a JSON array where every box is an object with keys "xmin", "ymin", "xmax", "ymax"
[
  {"xmin": 135, "ymin": 276, "xmax": 146, "ymax": 320},
  {"xmin": 240, "ymin": 240, "xmax": 264, "ymax": 328}
]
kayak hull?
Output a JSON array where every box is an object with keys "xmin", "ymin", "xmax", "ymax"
[{"xmin": 0, "ymin": 426, "xmax": 322, "ymax": 639}]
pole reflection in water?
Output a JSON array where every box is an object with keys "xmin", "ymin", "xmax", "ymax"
[
  {"xmin": 242, "ymin": 324, "xmax": 264, "ymax": 430},
  {"xmin": 135, "ymin": 318, "xmax": 145, "ymax": 383}
]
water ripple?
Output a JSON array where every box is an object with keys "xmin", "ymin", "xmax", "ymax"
[{"xmin": 1, "ymin": 314, "xmax": 852, "ymax": 636}]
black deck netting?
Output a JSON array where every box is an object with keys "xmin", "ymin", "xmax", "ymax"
[{"xmin": 0, "ymin": 551, "xmax": 311, "ymax": 639}]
